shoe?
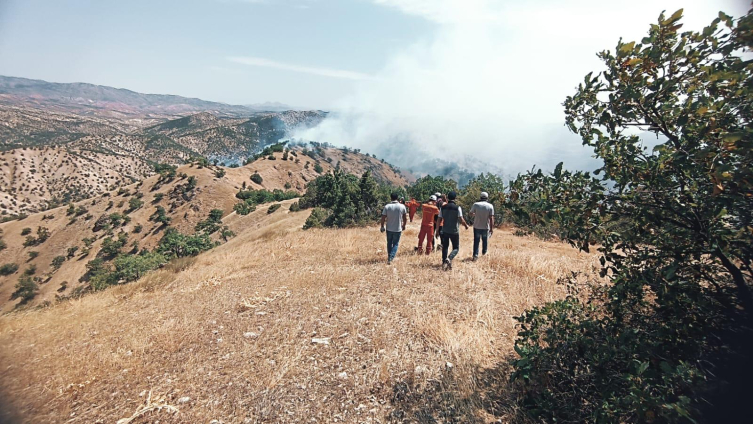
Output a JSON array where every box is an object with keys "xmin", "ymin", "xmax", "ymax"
[
  {"xmin": 387, "ymin": 259, "xmax": 392, "ymax": 265},
  {"xmin": 448, "ymin": 260, "xmax": 453, "ymax": 270},
  {"xmin": 442, "ymin": 260, "xmax": 450, "ymax": 271},
  {"xmin": 414, "ymin": 246, "xmax": 419, "ymax": 253},
  {"xmin": 472, "ymin": 256, "xmax": 478, "ymax": 261}
]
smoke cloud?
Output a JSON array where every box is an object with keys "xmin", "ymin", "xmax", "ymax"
[{"xmin": 294, "ymin": 0, "xmax": 745, "ymax": 181}]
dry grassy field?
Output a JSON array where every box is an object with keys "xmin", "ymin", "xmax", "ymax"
[{"xmin": 0, "ymin": 208, "xmax": 598, "ymax": 423}]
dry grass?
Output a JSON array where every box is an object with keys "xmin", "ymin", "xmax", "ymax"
[{"xmin": 0, "ymin": 214, "xmax": 599, "ymax": 423}]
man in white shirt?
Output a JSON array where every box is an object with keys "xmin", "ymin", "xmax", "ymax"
[
  {"xmin": 381, "ymin": 193, "xmax": 408, "ymax": 264},
  {"xmin": 469, "ymin": 191, "xmax": 495, "ymax": 261}
]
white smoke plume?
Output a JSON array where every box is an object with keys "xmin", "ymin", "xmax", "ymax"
[{"xmin": 294, "ymin": 0, "xmax": 745, "ymax": 181}]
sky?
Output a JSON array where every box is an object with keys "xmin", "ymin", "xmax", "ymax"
[{"xmin": 0, "ymin": 0, "xmax": 750, "ymax": 176}]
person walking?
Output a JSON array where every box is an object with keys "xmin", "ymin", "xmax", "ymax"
[
  {"xmin": 434, "ymin": 192, "xmax": 444, "ymax": 251},
  {"xmin": 435, "ymin": 191, "xmax": 469, "ymax": 270},
  {"xmin": 406, "ymin": 197, "xmax": 420, "ymax": 222},
  {"xmin": 381, "ymin": 193, "xmax": 408, "ymax": 264},
  {"xmin": 469, "ymin": 191, "xmax": 495, "ymax": 260},
  {"xmin": 416, "ymin": 195, "xmax": 439, "ymax": 254}
]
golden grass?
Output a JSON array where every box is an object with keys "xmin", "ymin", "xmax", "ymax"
[{"xmin": 0, "ymin": 215, "xmax": 599, "ymax": 423}]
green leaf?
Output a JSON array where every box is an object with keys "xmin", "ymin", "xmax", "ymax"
[{"xmin": 664, "ymin": 8, "xmax": 683, "ymax": 26}]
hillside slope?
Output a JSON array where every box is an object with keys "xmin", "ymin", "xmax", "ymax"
[
  {"xmin": 0, "ymin": 146, "xmax": 153, "ymax": 216},
  {"xmin": 0, "ymin": 216, "xmax": 599, "ymax": 423},
  {"xmin": 0, "ymin": 149, "xmax": 410, "ymax": 311}
]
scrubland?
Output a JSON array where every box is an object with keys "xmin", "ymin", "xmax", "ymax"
[{"xmin": 0, "ymin": 210, "xmax": 598, "ymax": 423}]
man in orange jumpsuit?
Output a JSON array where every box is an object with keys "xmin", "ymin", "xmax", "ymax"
[
  {"xmin": 406, "ymin": 197, "xmax": 420, "ymax": 222},
  {"xmin": 417, "ymin": 195, "xmax": 440, "ymax": 254}
]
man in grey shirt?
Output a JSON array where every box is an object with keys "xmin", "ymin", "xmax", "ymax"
[
  {"xmin": 381, "ymin": 193, "xmax": 408, "ymax": 264},
  {"xmin": 469, "ymin": 191, "xmax": 495, "ymax": 260}
]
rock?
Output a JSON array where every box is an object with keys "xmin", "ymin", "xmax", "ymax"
[
  {"xmin": 243, "ymin": 332, "xmax": 258, "ymax": 339},
  {"xmin": 445, "ymin": 361, "xmax": 454, "ymax": 370},
  {"xmin": 178, "ymin": 396, "xmax": 191, "ymax": 404},
  {"xmin": 312, "ymin": 337, "xmax": 331, "ymax": 345},
  {"xmin": 337, "ymin": 371, "xmax": 348, "ymax": 379}
]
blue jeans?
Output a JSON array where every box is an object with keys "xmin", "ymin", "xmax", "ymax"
[
  {"xmin": 473, "ymin": 229, "xmax": 489, "ymax": 257},
  {"xmin": 386, "ymin": 231, "xmax": 402, "ymax": 261}
]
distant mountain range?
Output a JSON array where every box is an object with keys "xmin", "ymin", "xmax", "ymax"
[
  {"xmin": 0, "ymin": 75, "xmax": 296, "ymax": 119},
  {"xmin": 0, "ymin": 75, "xmax": 331, "ymax": 215}
]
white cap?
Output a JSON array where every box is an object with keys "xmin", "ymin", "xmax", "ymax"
[
  {"xmin": 430, "ymin": 195, "xmax": 437, "ymax": 201},
  {"xmin": 434, "ymin": 192, "xmax": 441, "ymax": 198},
  {"xmin": 480, "ymin": 191, "xmax": 489, "ymax": 199}
]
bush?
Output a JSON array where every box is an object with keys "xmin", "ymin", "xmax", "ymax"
[
  {"xmin": 214, "ymin": 168, "xmax": 226, "ymax": 178},
  {"xmin": 52, "ymin": 255, "xmax": 66, "ymax": 269},
  {"xmin": 11, "ymin": 275, "xmax": 38, "ymax": 304},
  {"xmin": 251, "ymin": 173, "xmax": 263, "ymax": 184},
  {"xmin": 0, "ymin": 263, "xmax": 19, "ymax": 276},
  {"xmin": 127, "ymin": 197, "xmax": 144, "ymax": 212},
  {"xmin": 195, "ymin": 209, "xmax": 224, "ymax": 234},
  {"xmin": 303, "ymin": 208, "xmax": 329, "ymax": 230},
  {"xmin": 233, "ymin": 201, "xmax": 256, "ymax": 216},
  {"xmin": 133, "ymin": 224, "xmax": 143, "ymax": 234},
  {"xmin": 289, "ymin": 202, "xmax": 301, "ymax": 212},
  {"xmin": 150, "ymin": 206, "xmax": 171, "ymax": 226},
  {"xmin": 113, "ymin": 251, "xmax": 168, "ymax": 283},
  {"xmin": 21, "ymin": 227, "xmax": 31, "ymax": 236},
  {"xmin": 0, "ymin": 237, "xmax": 5, "ymax": 251},
  {"xmin": 67, "ymin": 246, "xmax": 79, "ymax": 258},
  {"xmin": 27, "ymin": 251, "xmax": 39, "ymax": 261},
  {"xmin": 313, "ymin": 163, "xmax": 324, "ymax": 174},
  {"xmin": 267, "ymin": 204, "xmax": 281, "ymax": 214},
  {"xmin": 156, "ymin": 227, "xmax": 217, "ymax": 259}
]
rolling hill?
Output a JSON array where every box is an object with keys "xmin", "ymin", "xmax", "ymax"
[{"xmin": 0, "ymin": 147, "xmax": 410, "ymax": 312}]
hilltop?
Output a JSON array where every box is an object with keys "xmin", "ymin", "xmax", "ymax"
[
  {"xmin": 0, "ymin": 147, "xmax": 410, "ymax": 312},
  {"xmin": 0, "ymin": 75, "xmax": 289, "ymax": 119},
  {"xmin": 0, "ymin": 211, "xmax": 598, "ymax": 423}
]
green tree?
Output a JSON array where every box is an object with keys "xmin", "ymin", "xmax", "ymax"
[
  {"xmin": 11, "ymin": 275, "xmax": 38, "ymax": 304},
  {"xmin": 52, "ymin": 255, "xmax": 66, "ymax": 270},
  {"xmin": 512, "ymin": 9, "xmax": 753, "ymax": 423}
]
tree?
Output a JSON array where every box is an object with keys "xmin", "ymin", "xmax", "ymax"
[
  {"xmin": 251, "ymin": 173, "xmax": 263, "ymax": 184},
  {"xmin": 11, "ymin": 275, "xmax": 38, "ymax": 304},
  {"xmin": 52, "ymin": 255, "xmax": 66, "ymax": 270},
  {"xmin": 512, "ymin": 9, "xmax": 753, "ymax": 423},
  {"xmin": 406, "ymin": 175, "xmax": 458, "ymax": 204}
]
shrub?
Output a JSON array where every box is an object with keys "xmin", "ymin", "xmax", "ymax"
[
  {"xmin": 303, "ymin": 208, "xmax": 330, "ymax": 229},
  {"xmin": 214, "ymin": 168, "xmax": 226, "ymax": 178},
  {"xmin": 195, "ymin": 209, "xmax": 224, "ymax": 234},
  {"xmin": 289, "ymin": 202, "xmax": 301, "ymax": 212},
  {"xmin": 313, "ymin": 163, "xmax": 324, "ymax": 174},
  {"xmin": 23, "ymin": 264, "xmax": 36, "ymax": 276},
  {"xmin": 27, "ymin": 251, "xmax": 39, "ymax": 261},
  {"xmin": 67, "ymin": 246, "xmax": 79, "ymax": 258},
  {"xmin": 251, "ymin": 173, "xmax": 263, "ymax": 184},
  {"xmin": 0, "ymin": 237, "xmax": 5, "ymax": 251},
  {"xmin": 156, "ymin": 228, "xmax": 217, "ymax": 259},
  {"xmin": 113, "ymin": 251, "xmax": 168, "ymax": 283},
  {"xmin": 52, "ymin": 255, "xmax": 66, "ymax": 269},
  {"xmin": 234, "ymin": 202, "xmax": 256, "ymax": 216},
  {"xmin": 11, "ymin": 275, "xmax": 38, "ymax": 304},
  {"xmin": 153, "ymin": 193, "xmax": 165, "ymax": 203},
  {"xmin": 0, "ymin": 263, "xmax": 19, "ymax": 276},
  {"xmin": 21, "ymin": 227, "xmax": 31, "ymax": 236},
  {"xmin": 133, "ymin": 224, "xmax": 143, "ymax": 234},
  {"xmin": 267, "ymin": 204, "xmax": 281, "ymax": 214},
  {"xmin": 150, "ymin": 206, "xmax": 171, "ymax": 226},
  {"xmin": 127, "ymin": 197, "xmax": 144, "ymax": 212}
]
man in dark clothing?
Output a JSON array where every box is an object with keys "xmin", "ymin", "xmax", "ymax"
[{"xmin": 434, "ymin": 191, "xmax": 469, "ymax": 270}]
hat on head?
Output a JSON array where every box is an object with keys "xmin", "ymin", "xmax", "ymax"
[
  {"xmin": 448, "ymin": 191, "xmax": 457, "ymax": 200},
  {"xmin": 429, "ymin": 195, "xmax": 437, "ymax": 201},
  {"xmin": 480, "ymin": 191, "xmax": 489, "ymax": 200},
  {"xmin": 434, "ymin": 192, "xmax": 441, "ymax": 198}
]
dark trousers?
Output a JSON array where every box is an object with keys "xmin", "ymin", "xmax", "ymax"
[
  {"xmin": 441, "ymin": 233, "xmax": 460, "ymax": 262},
  {"xmin": 473, "ymin": 229, "xmax": 489, "ymax": 257}
]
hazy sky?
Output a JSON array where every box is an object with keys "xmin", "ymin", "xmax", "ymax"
[{"xmin": 0, "ymin": 0, "xmax": 749, "ymax": 175}]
